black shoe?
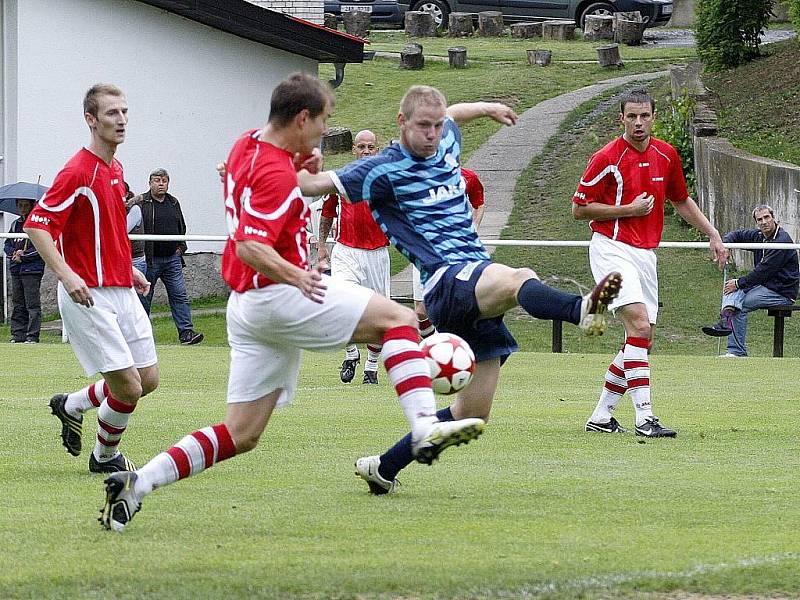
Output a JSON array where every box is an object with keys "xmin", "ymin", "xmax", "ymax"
[
  {"xmin": 340, "ymin": 357, "xmax": 359, "ymax": 383},
  {"xmin": 49, "ymin": 393, "xmax": 83, "ymax": 456},
  {"xmin": 89, "ymin": 452, "xmax": 137, "ymax": 473},
  {"xmin": 635, "ymin": 417, "xmax": 677, "ymax": 438},
  {"xmin": 701, "ymin": 318, "xmax": 732, "ymax": 337},
  {"xmin": 100, "ymin": 472, "xmax": 142, "ymax": 532},
  {"xmin": 362, "ymin": 370, "xmax": 378, "ymax": 385},
  {"xmin": 179, "ymin": 330, "xmax": 204, "ymax": 345},
  {"xmin": 585, "ymin": 416, "xmax": 627, "ymax": 433}
]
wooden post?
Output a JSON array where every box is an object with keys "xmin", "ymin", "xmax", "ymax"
[
  {"xmin": 405, "ymin": 10, "xmax": 437, "ymax": 37},
  {"xmin": 448, "ymin": 46, "xmax": 467, "ymax": 68},
  {"xmin": 323, "ymin": 12, "xmax": 338, "ymax": 30},
  {"xmin": 400, "ymin": 43, "xmax": 425, "ymax": 69},
  {"xmin": 448, "ymin": 12, "xmax": 474, "ymax": 36},
  {"xmin": 526, "ymin": 49, "xmax": 552, "ymax": 66},
  {"xmin": 342, "ymin": 10, "xmax": 370, "ymax": 38},
  {"xmin": 582, "ymin": 14, "xmax": 613, "ymax": 41},
  {"xmin": 552, "ymin": 320, "xmax": 563, "ymax": 353},
  {"xmin": 596, "ymin": 43, "xmax": 623, "ymax": 68},
  {"xmin": 510, "ymin": 22, "xmax": 542, "ymax": 38},
  {"xmin": 477, "ymin": 11, "xmax": 504, "ymax": 36},
  {"xmin": 541, "ymin": 19, "xmax": 575, "ymax": 41}
]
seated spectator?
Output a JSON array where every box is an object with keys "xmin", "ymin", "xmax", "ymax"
[
  {"xmin": 4, "ymin": 198, "xmax": 46, "ymax": 343},
  {"xmin": 702, "ymin": 204, "xmax": 799, "ymax": 356}
]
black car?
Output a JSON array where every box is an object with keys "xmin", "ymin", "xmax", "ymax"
[
  {"xmin": 397, "ymin": 0, "xmax": 673, "ymax": 29},
  {"xmin": 324, "ymin": 0, "xmax": 407, "ymax": 25}
]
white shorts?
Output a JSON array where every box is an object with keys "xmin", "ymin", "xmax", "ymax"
[
  {"xmin": 331, "ymin": 243, "xmax": 391, "ymax": 297},
  {"xmin": 412, "ymin": 266, "xmax": 423, "ymax": 302},
  {"xmin": 226, "ymin": 274, "xmax": 373, "ymax": 407},
  {"xmin": 58, "ymin": 284, "xmax": 157, "ymax": 376},
  {"xmin": 589, "ymin": 232, "xmax": 659, "ymax": 323}
]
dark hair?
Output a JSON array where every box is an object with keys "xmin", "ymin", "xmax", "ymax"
[
  {"xmin": 149, "ymin": 168, "xmax": 170, "ymax": 181},
  {"xmin": 752, "ymin": 204, "xmax": 775, "ymax": 220},
  {"xmin": 268, "ymin": 73, "xmax": 334, "ymax": 128},
  {"xmin": 83, "ymin": 83, "xmax": 124, "ymax": 117},
  {"xmin": 620, "ymin": 87, "xmax": 655, "ymax": 114}
]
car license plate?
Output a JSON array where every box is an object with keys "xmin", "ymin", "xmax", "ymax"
[
  {"xmin": 341, "ymin": 5, "xmax": 372, "ymax": 12},
  {"xmin": 662, "ymin": 4, "xmax": 672, "ymax": 14}
]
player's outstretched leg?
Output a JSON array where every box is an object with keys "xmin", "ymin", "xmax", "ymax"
[
  {"xmin": 579, "ymin": 272, "xmax": 623, "ymax": 336},
  {"xmin": 412, "ymin": 418, "xmax": 485, "ymax": 465}
]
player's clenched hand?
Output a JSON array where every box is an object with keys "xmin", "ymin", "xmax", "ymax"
[
  {"xmin": 294, "ymin": 148, "xmax": 323, "ymax": 174},
  {"xmin": 487, "ymin": 103, "xmax": 518, "ymax": 126},
  {"xmin": 628, "ymin": 192, "xmax": 654, "ymax": 216},
  {"xmin": 298, "ymin": 265, "xmax": 327, "ymax": 304},
  {"xmin": 62, "ymin": 271, "xmax": 94, "ymax": 307},
  {"xmin": 132, "ymin": 266, "xmax": 151, "ymax": 296}
]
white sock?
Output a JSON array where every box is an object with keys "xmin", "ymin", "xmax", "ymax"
[
  {"xmin": 365, "ymin": 344, "xmax": 381, "ymax": 372},
  {"xmin": 344, "ymin": 345, "xmax": 360, "ymax": 360},
  {"xmin": 589, "ymin": 350, "xmax": 626, "ymax": 423},
  {"xmin": 65, "ymin": 380, "xmax": 108, "ymax": 418},
  {"xmin": 94, "ymin": 396, "xmax": 135, "ymax": 461},
  {"xmin": 623, "ymin": 337, "xmax": 653, "ymax": 426}
]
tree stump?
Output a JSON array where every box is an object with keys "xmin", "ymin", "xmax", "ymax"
[
  {"xmin": 448, "ymin": 46, "xmax": 467, "ymax": 68},
  {"xmin": 582, "ymin": 14, "xmax": 613, "ymax": 41},
  {"xmin": 596, "ymin": 43, "xmax": 623, "ymax": 68},
  {"xmin": 477, "ymin": 11, "xmax": 504, "ymax": 37},
  {"xmin": 342, "ymin": 10, "xmax": 370, "ymax": 38},
  {"xmin": 541, "ymin": 20, "xmax": 575, "ymax": 41},
  {"xmin": 614, "ymin": 18, "xmax": 645, "ymax": 45},
  {"xmin": 405, "ymin": 11, "xmax": 437, "ymax": 37},
  {"xmin": 400, "ymin": 43, "xmax": 425, "ymax": 69},
  {"xmin": 448, "ymin": 12, "xmax": 474, "ymax": 36},
  {"xmin": 321, "ymin": 127, "xmax": 352, "ymax": 154},
  {"xmin": 613, "ymin": 11, "xmax": 643, "ymax": 24},
  {"xmin": 511, "ymin": 22, "xmax": 542, "ymax": 38},
  {"xmin": 323, "ymin": 12, "xmax": 338, "ymax": 30},
  {"xmin": 526, "ymin": 49, "xmax": 552, "ymax": 66}
]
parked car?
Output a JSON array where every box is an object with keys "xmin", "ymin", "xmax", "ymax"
[
  {"xmin": 397, "ymin": 0, "xmax": 673, "ymax": 29},
  {"xmin": 324, "ymin": 0, "xmax": 407, "ymax": 25}
]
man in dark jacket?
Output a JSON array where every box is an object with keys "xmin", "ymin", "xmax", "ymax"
[
  {"xmin": 4, "ymin": 198, "xmax": 46, "ymax": 343},
  {"xmin": 133, "ymin": 168, "xmax": 203, "ymax": 345},
  {"xmin": 702, "ymin": 204, "xmax": 799, "ymax": 356}
]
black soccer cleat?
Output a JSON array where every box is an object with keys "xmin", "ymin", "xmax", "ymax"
[
  {"xmin": 585, "ymin": 416, "xmax": 627, "ymax": 433},
  {"xmin": 89, "ymin": 452, "xmax": 137, "ymax": 474},
  {"xmin": 701, "ymin": 318, "xmax": 733, "ymax": 337},
  {"xmin": 100, "ymin": 471, "xmax": 142, "ymax": 533},
  {"xmin": 49, "ymin": 393, "xmax": 83, "ymax": 457},
  {"xmin": 635, "ymin": 416, "xmax": 677, "ymax": 438},
  {"xmin": 339, "ymin": 357, "xmax": 360, "ymax": 383},
  {"xmin": 362, "ymin": 370, "xmax": 378, "ymax": 385}
]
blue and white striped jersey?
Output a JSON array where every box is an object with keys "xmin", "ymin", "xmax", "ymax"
[{"xmin": 331, "ymin": 117, "xmax": 489, "ymax": 286}]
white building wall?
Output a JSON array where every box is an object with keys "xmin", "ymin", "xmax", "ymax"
[
  {"xmin": 6, "ymin": 0, "xmax": 317, "ymax": 252},
  {"xmin": 248, "ymin": 0, "xmax": 324, "ymax": 25}
]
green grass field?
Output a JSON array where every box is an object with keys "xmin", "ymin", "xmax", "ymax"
[{"xmin": 2, "ymin": 344, "xmax": 800, "ymax": 599}]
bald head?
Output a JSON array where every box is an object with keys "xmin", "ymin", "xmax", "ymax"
[{"xmin": 353, "ymin": 130, "xmax": 379, "ymax": 158}]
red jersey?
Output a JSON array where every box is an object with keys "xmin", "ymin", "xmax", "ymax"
[
  {"xmin": 572, "ymin": 136, "xmax": 688, "ymax": 249},
  {"xmin": 25, "ymin": 148, "xmax": 132, "ymax": 288},
  {"xmin": 222, "ymin": 130, "xmax": 310, "ymax": 293},
  {"xmin": 321, "ymin": 193, "xmax": 388, "ymax": 250},
  {"xmin": 462, "ymin": 167, "xmax": 485, "ymax": 210}
]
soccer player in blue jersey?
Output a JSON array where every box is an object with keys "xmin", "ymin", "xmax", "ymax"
[{"xmin": 299, "ymin": 85, "xmax": 622, "ymax": 494}]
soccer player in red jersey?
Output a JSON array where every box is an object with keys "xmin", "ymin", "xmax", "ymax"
[
  {"xmin": 99, "ymin": 73, "xmax": 485, "ymax": 532},
  {"xmin": 25, "ymin": 84, "xmax": 158, "ymax": 473},
  {"xmin": 573, "ymin": 87, "xmax": 728, "ymax": 438},
  {"xmin": 317, "ymin": 130, "xmax": 390, "ymax": 385}
]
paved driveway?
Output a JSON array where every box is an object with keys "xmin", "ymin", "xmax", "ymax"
[{"xmin": 643, "ymin": 27, "xmax": 796, "ymax": 47}]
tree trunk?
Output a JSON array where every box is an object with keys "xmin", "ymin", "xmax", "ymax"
[
  {"xmin": 582, "ymin": 14, "xmax": 613, "ymax": 41},
  {"xmin": 405, "ymin": 11, "xmax": 437, "ymax": 37},
  {"xmin": 323, "ymin": 12, "xmax": 338, "ymax": 30},
  {"xmin": 321, "ymin": 127, "xmax": 353, "ymax": 154},
  {"xmin": 541, "ymin": 19, "xmax": 575, "ymax": 41},
  {"xmin": 400, "ymin": 43, "xmax": 425, "ymax": 69},
  {"xmin": 448, "ymin": 12, "xmax": 474, "ymax": 36},
  {"xmin": 448, "ymin": 46, "xmax": 467, "ymax": 68},
  {"xmin": 526, "ymin": 49, "xmax": 552, "ymax": 66},
  {"xmin": 596, "ymin": 43, "xmax": 624, "ymax": 68},
  {"xmin": 511, "ymin": 22, "xmax": 542, "ymax": 38},
  {"xmin": 342, "ymin": 10, "xmax": 370, "ymax": 38},
  {"xmin": 614, "ymin": 18, "xmax": 645, "ymax": 45},
  {"xmin": 477, "ymin": 11, "xmax": 504, "ymax": 36}
]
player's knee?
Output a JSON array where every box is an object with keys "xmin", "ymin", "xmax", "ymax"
[
  {"xmin": 140, "ymin": 375, "xmax": 159, "ymax": 398},
  {"xmin": 233, "ymin": 432, "xmax": 261, "ymax": 453},
  {"xmin": 114, "ymin": 381, "xmax": 143, "ymax": 405},
  {"xmin": 388, "ymin": 304, "xmax": 417, "ymax": 330},
  {"xmin": 507, "ymin": 267, "xmax": 538, "ymax": 298}
]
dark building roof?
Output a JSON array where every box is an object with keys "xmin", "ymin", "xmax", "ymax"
[{"xmin": 138, "ymin": 0, "xmax": 364, "ymax": 63}]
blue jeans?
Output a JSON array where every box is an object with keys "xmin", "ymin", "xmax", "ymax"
[
  {"xmin": 722, "ymin": 285, "xmax": 793, "ymax": 356},
  {"xmin": 141, "ymin": 254, "xmax": 194, "ymax": 334}
]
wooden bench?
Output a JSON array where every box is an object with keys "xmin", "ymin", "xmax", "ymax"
[{"xmin": 767, "ymin": 305, "xmax": 800, "ymax": 357}]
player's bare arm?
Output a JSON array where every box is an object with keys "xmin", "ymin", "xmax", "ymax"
[
  {"xmin": 236, "ymin": 239, "xmax": 327, "ymax": 303},
  {"xmin": 671, "ymin": 197, "xmax": 728, "ymax": 269},
  {"xmin": 446, "ymin": 102, "xmax": 518, "ymax": 126},
  {"xmin": 317, "ymin": 215, "xmax": 334, "ymax": 263},
  {"xmin": 297, "ymin": 169, "xmax": 337, "ymax": 197},
  {"xmin": 572, "ymin": 192, "xmax": 654, "ymax": 221},
  {"xmin": 472, "ymin": 204, "xmax": 485, "ymax": 228},
  {"xmin": 24, "ymin": 227, "xmax": 94, "ymax": 307}
]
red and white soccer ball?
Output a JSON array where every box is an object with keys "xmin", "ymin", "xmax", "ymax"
[{"xmin": 420, "ymin": 333, "xmax": 476, "ymax": 395}]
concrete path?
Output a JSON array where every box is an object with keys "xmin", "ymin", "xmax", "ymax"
[{"xmin": 391, "ymin": 70, "xmax": 668, "ymax": 298}]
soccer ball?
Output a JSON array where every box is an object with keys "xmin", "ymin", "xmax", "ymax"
[{"xmin": 420, "ymin": 333, "xmax": 476, "ymax": 395}]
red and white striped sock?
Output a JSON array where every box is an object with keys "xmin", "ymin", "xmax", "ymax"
[
  {"xmin": 134, "ymin": 423, "xmax": 236, "ymax": 496},
  {"xmin": 64, "ymin": 380, "xmax": 109, "ymax": 418},
  {"xmin": 624, "ymin": 336, "xmax": 653, "ymax": 426},
  {"xmin": 382, "ymin": 325, "xmax": 437, "ymax": 440},
  {"xmin": 589, "ymin": 349, "xmax": 627, "ymax": 423},
  {"xmin": 417, "ymin": 317, "xmax": 436, "ymax": 340},
  {"xmin": 93, "ymin": 395, "xmax": 135, "ymax": 461},
  {"xmin": 364, "ymin": 344, "xmax": 382, "ymax": 373}
]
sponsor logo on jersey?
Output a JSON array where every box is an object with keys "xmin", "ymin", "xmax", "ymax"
[
  {"xmin": 425, "ymin": 183, "xmax": 462, "ymax": 204},
  {"xmin": 651, "ymin": 176, "xmax": 664, "ymax": 182},
  {"xmin": 243, "ymin": 225, "xmax": 268, "ymax": 238},
  {"xmin": 639, "ymin": 162, "xmax": 650, "ymax": 167},
  {"xmin": 29, "ymin": 213, "xmax": 51, "ymax": 226}
]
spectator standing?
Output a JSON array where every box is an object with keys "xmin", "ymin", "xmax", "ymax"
[
  {"xmin": 133, "ymin": 169, "xmax": 203, "ymax": 345},
  {"xmin": 4, "ymin": 198, "xmax": 45, "ymax": 343},
  {"xmin": 123, "ymin": 182, "xmax": 147, "ymax": 275}
]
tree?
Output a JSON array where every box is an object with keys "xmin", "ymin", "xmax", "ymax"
[{"xmin": 695, "ymin": 0, "xmax": 774, "ymax": 70}]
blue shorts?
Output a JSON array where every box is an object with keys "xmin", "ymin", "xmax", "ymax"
[{"xmin": 424, "ymin": 261, "xmax": 518, "ymax": 363}]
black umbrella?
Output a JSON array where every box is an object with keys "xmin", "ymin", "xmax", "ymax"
[{"xmin": 0, "ymin": 182, "xmax": 49, "ymax": 215}]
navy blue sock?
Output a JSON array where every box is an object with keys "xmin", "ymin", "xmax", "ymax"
[
  {"xmin": 378, "ymin": 406, "xmax": 455, "ymax": 481},
  {"xmin": 517, "ymin": 278, "xmax": 582, "ymax": 324}
]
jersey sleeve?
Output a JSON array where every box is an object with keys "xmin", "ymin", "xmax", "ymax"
[
  {"xmin": 234, "ymin": 168, "xmax": 302, "ymax": 247},
  {"xmin": 321, "ymin": 194, "xmax": 339, "ymax": 218},
  {"xmin": 25, "ymin": 165, "xmax": 82, "ymax": 239},
  {"xmin": 665, "ymin": 147, "xmax": 689, "ymax": 203},
  {"xmin": 573, "ymin": 151, "xmax": 611, "ymax": 206},
  {"xmin": 331, "ymin": 155, "xmax": 395, "ymax": 206},
  {"xmin": 462, "ymin": 168, "xmax": 485, "ymax": 209}
]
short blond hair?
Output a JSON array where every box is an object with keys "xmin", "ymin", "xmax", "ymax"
[
  {"xmin": 400, "ymin": 85, "xmax": 447, "ymax": 120},
  {"xmin": 83, "ymin": 83, "xmax": 125, "ymax": 117}
]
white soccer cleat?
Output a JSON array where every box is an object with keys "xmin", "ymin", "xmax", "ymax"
[
  {"xmin": 412, "ymin": 418, "xmax": 485, "ymax": 465},
  {"xmin": 579, "ymin": 272, "xmax": 622, "ymax": 336},
  {"xmin": 354, "ymin": 455, "xmax": 399, "ymax": 495}
]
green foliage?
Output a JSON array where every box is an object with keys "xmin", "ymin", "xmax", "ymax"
[
  {"xmin": 653, "ymin": 91, "xmax": 697, "ymax": 197},
  {"xmin": 695, "ymin": 0, "xmax": 774, "ymax": 70},
  {"xmin": 791, "ymin": 0, "xmax": 800, "ymax": 31}
]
